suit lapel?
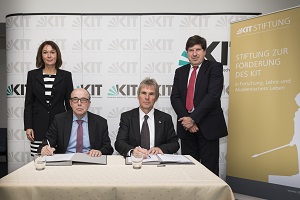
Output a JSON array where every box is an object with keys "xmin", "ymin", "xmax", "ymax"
[
  {"xmin": 53, "ymin": 69, "xmax": 63, "ymax": 87},
  {"xmin": 35, "ymin": 68, "xmax": 47, "ymax": 106},
  {"xmin": 154, "ymin": 109, "xmax": 163, "ymax": 146},
  {"xmin": 194, "ymin": 60, "xmax": 208, "ymax": 97},
  {"xmin": 35, "ymin": 68, "xmax": 44, "ymax": 85},
  {"xmin": 87, "ymin": 112, "xmax": 96, "ymax": 148},
  {"xmin": 132, "ymin": 108, "xmax": 141, "ymax": 145},
  {"xmin": 182, "ymin": 64, "xmax": 191, "ymax": 95},
  {"xmin": 63, "ymin": 112, "xmax": 73, "ymax": 152}
]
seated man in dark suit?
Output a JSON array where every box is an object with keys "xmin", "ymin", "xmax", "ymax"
[
  {"xmin": 115, "ymin": 77, "xmax": 179, "ymax": 157},
  {"xmin": 40, "ymin": 88, "xmax": 113, "ymax": 157}
]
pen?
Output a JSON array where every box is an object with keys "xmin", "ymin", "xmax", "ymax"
[
  {"xmin": 47, "ymin": 139, "xmax": 51, "ymax": 147},
  {"xmin": 47, "ymin": 139, "xmax": 53, "ymax": 155},
  {"xmin": 138, "ymin": 146, "xmax": 151, "ymax": 158}
]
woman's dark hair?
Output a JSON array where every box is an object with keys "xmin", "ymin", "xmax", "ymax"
[{"xmin": 36, "ymin": 40, "xmax": 62, "ymax": 69}]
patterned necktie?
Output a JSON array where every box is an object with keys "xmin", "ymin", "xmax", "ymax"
[
  {"xmin": 140, "ymin": 115, "xmax": 150, "ymax": 149},
  {"xmin": 76, "ymin": 120, "xmax": 83, "ymax": 153},
  {"xmin": 186, "ymin": 66, "xmax": 198, "ymax": 112}
]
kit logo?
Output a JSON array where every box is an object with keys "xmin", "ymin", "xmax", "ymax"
[
  {"xmin": 8, "ymin": 129, "xmax": 25, "ymax": 141},
  {"xmin": 159, "ymin": 85, "xmax": 173, "ymax": 97},
  {"xmin": 73, "ymin": 63, "xmax": 83, "ymax": 73},
  {"xmin": 178, "ymin": 51, "xmax": 189, "ymax": 66},
  {"xmin": 6, "ymin": 39, "xmax": 31, "ymax": 51},
  {"xmin": 108, "ymin": 16, "xmax": 139, "ymax": 27},
  {"xmin": 7, "ymin": 84, "xmax": 26, "ymax": 96},
  {"xmin": 222, "ymin": 85, "xmax": 230, "ymax": 96},
  {"xmin": 220, "ymin": 135, "xmax": 228, "ymax": 144},
  {"xmin": 108, "ymin": 62, "xmax": 138, "ymax": 73},
  {"xmin": 7, "ymin": 107, "xmax": 24, "ymax": 119},
  {"xmin": 7, "ymin": 62, "xmax": 32, "ymax": 73},
  {"xmin": 82, "ymin": 16, "xmax": 103, "ymax": 27},
  {"xmin": 77, "ymin": 84, "xmax": 103, "ymax": 96},
  {"xmin": 143, "ymin": 62, "xmax": 173, "ymax": 73},
  {"xmin": 144, "ymin": 16, "xmax": 174, "ymax": 27},
  {"xmin": 108, "ymin": 39, "xmax": 138, "ymax": 51},
  {"xmin": 216, "ymin": 16, "xmax": 249, "ymax": 28},
  {"xmin": 73, "ymin": 62, "xmax": 103, "ymax": 73},
  {"xmin": 6, "ymin": 16, "xmax": 30, "ymax": 28},
  {"xmin": 37, "ymin": 16, "xmax": 66, "ymax": 27},
  {"xmin": 237, "ymin": 25, "xmax": 252, "ymax": 34},
  {"xmin": 72, "ymin": 17, "xmax": 81, "ymax": 27},
  {"xmin": 143, "ymin": 39, "xmax": 174, "ymax": 51},
  {"xmin": 179, "ymin": 41, "xmax": 229, "ymax": 66},
  {"xmin": 88, "ymin": 107, "xmax": 102, "ymax": 115},
  {"xmin": 108, "ymin": 84, "xmax": 138, "ymax": 97},
  {"xmin": 8, "ymin": 152, "xmax": 31, "ymax": 163},
  {"xmin": 108, "ymin": 107, "xmax": 134, "ymax": 118},
  {"xmin": 180, "ymin": 16, "xmax": 210, "ymax": 27},
  {"xmin": 48, "ymin": 39, "xmax": 67, "ymax": 50},
  {"xmin": 72, "ymin": 39, "xmax": 103, "ymax": 50},
  {"xmin": 109, "ymin": 130, "xmax": 118, "ymax": 141}
]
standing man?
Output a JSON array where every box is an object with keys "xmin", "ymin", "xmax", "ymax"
[
  {"xmin": 40, "ymin": 88, "xmax": 113, "ymax": 156},
  {"xmin": 170, "ymin": 35, "xmax": 227, "ymax": 175},
  {"xmin": 115, "ymin": 77, "xmax": 179, "ymax": 157}
]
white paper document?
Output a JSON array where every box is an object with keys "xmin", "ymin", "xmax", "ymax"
[
  {"xmin": 126, "ymin": 154, "xmax": 194, "ymax": 165},
  {"xmin": 157, "ymin": 154, "xmax": 193, "ymax": 164}
]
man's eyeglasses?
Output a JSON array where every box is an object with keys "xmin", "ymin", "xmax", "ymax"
[{"xmin": 70, "ymin": 97, "xmax": 90, "ymax": 104}]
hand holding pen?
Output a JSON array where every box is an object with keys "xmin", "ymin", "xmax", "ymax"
[
  {"xmin": 133, "ymin": 146, "xmax": 149, "ymax": 159},
  {"xmin": 41, "ymin": 139, "xmax": 55, "ymax": 156}
]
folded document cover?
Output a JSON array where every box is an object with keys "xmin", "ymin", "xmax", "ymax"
[{"xmin": 46, "ymin": 153, "xmax": 107, "ymax": 166}]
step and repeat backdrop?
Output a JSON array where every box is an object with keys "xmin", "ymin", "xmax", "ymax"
[
  {"xmin": 6, "ymin": 13, "xmax": 254, "ymax": 177},
  {"xmin": 227, "ymin": 6, "xmax": 300, "ymax": 200}
]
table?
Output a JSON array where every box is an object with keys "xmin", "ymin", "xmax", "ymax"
[{"xmin": 0, "ymin": 155, "xmax": 234, "ymax": 200}]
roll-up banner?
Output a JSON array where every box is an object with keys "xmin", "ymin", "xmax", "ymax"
[
  {"xmin": 227, "ymin": 6, "xmax": 300, "ymax": 200},
  {"xmin": 6, "ymin": 13, "xmax": 257, "ymax": 177}
]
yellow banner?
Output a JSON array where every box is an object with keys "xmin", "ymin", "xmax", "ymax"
[{"xmin": 228, "ymin": 6, "xmax": 300, "ymax": 188}]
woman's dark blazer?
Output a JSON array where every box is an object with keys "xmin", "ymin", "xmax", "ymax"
[{"xmin": 24, "ymin": 68, "xmax": 73, "ymax": 141}]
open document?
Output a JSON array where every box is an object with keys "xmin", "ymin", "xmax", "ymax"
[
  {"xmin": 126, "ymin": 154, "xmax": 194, "ymax": 165},
  {"xmin": 46, "ymin": 153, "xmax": 107, "ymax": 166}
]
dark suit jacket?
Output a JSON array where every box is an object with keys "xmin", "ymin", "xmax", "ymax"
[
  {"xmin": 170, "ymin": 60, "xmax": 228, "ymax": 140},
  {"xmin": 114, "ymin": 108, "xmax": 180, "ymax": 157},
  {"xmin": 38, "ymin": 111, "xmax": 113, "ymax": 155},
  {"xmin": 24, "ymin": 68, "xmax": 73, "ymax": 141}
]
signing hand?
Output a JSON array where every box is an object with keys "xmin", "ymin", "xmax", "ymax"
[
  {"xmin": 133, "ymin": 146, "xmax": 148, "ymax": 155},
  {"xmin": 133, "ymin": 146, "xmax": 148, "ymax": 158},
  {"xmin": 41, "ymin": 145, "xmax": 55, "ymax": 156}
]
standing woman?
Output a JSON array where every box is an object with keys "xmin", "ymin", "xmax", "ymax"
[{"xmin": 24, "ymin": 41, "xmax": 73, "ymax": 156}]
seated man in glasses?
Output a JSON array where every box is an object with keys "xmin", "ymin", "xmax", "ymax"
[{"xmin": 39, "ymin": 88, "xmax": 113, "ymax": 157}]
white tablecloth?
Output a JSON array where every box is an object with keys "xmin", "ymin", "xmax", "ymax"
[{"xmin": 0, "ymin": 155, "xmax": 234, "ymax": 200}]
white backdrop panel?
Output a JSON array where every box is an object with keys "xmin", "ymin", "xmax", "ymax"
[{"xmin": 6, "ymin": 14, "xmax": 255, "ymax": 179}]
